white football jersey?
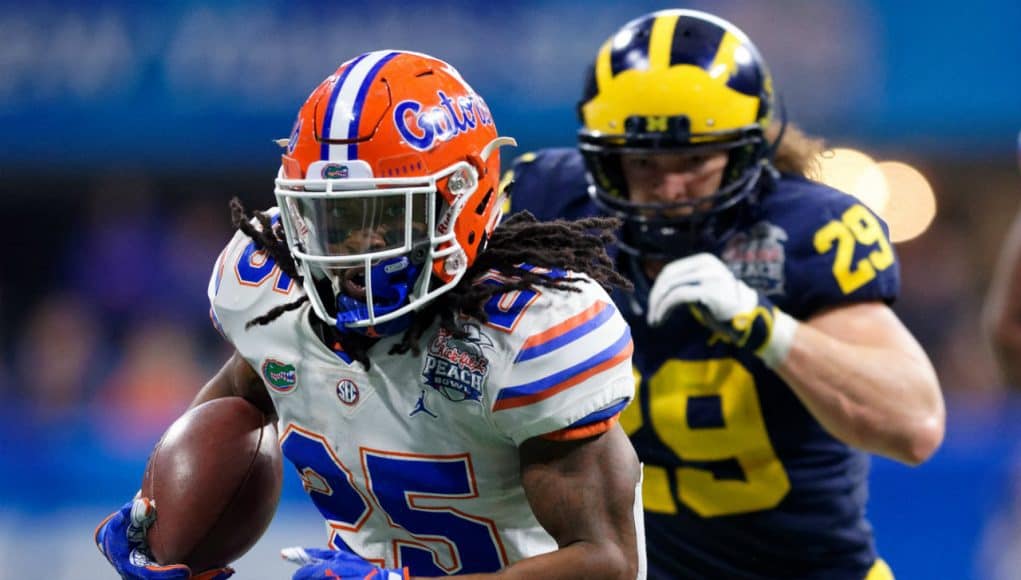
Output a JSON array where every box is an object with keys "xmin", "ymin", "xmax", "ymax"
[{"xmin": 208, "ymin": 220, "xmax": 636, "ymax": 575}]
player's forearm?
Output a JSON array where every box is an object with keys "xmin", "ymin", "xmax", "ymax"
[{"xmin": 773, "ymin": 322, "xmax": 944, "ymax": 465}]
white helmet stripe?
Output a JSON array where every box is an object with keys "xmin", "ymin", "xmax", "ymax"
[{"xmin": 321, "ymin": 50, "xmax": 398, "ymax": 162}]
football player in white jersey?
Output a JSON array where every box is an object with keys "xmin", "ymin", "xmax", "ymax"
[{"xmin": 95, "ymin": 50, "xmax": 645, "ymax": 580}]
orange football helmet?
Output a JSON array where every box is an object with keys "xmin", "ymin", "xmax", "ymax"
[{"xmin": 273, "ymin": 50, "xmax": 515, "ymax": 334}]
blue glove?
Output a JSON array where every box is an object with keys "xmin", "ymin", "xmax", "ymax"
[
  {"xmin": 95, "ymin": 497, "xmax": 234, "ymax": 580},
  {"xmin": 281, "ymin": 547, "xmax": 409, "ymax": 580}
]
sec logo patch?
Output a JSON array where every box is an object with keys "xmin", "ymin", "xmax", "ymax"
[{"xmin": 336, "ymin": 378, "xmax": 360, "ymax": 405}]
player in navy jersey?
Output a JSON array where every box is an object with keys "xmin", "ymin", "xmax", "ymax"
[{"xmin": 504, "ymin": 9, "xmax": 944, "ymax": 579}]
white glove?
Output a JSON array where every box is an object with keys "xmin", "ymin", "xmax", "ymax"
[{"xmin": 646, "ymin": 253, "xmax": 797, "ymax": 367}]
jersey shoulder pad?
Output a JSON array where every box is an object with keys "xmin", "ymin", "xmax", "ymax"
[
  {"xmin": 751, "ymin": 175, "xmax": 899, "ymax": 317},
  {"xmin": 505, "ymin": 148, "xmax": 596, "ymax": 221},
  {"xmin": 477, "ymin": 269, "xmax": 634, "ymax": 445},
  {"xmin": 207, "ymin": 208, "xmax": 302, "ymax": 344}
]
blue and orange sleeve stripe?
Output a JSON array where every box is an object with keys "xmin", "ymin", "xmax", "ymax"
[
  {"xmin": 494, "ymin": 327, "xmax": 633, "ymax": 411},
  {"xmin": 515, "ymin": 300, "xmax": 615, "ymax": 363}
]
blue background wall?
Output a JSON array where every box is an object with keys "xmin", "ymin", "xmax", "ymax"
[{"xmin": 3, "ymin": 0, "xmax": 1020, "ymax": 172}]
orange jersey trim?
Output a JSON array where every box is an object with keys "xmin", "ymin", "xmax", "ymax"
[{"xmin": 542, "ymin": 415, "xmax": 620, "ymax": 441}]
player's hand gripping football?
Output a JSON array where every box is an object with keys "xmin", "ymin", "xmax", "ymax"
[
  {"xmin": 647, "ymin": 252, "xmax": 798, "ymax": 367},
  {"xmin": 282, "ymin": 546, "xmax": 410, "ymax": 580},
  {"xmin": 95, "ymin": 497, "xmax": 234, "ymax": 580}
]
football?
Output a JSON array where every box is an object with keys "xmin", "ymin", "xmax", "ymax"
[{"xmin": 142, "ymin": 396, "xmax": 283, "ymax": 572}]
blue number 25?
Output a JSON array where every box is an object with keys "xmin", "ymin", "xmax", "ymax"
[{"xmin": 281, "ymin": 425, "xmax": 508, "ymax": 575}]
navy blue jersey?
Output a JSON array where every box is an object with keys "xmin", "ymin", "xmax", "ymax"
[{"xmin": 505, "ymin": 148, "xmax": 900, "ymax": 580}]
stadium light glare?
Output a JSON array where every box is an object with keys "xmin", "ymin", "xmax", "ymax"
[
  {"xmin": 814, "ymin": 148, "xmax": 888, "ymax": 213},
  {"xmin": 875, "ymin": 161, "xmax": 937, "ymax": 243}
]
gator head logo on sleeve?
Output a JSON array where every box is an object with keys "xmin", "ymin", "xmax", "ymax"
[
  {"xmin": 262, "ymin": 359, "xmax": 298, "ymax": 393},
  {"xmin": 422, "ymin": 324, "xmax": 492, "ymax": 403}
]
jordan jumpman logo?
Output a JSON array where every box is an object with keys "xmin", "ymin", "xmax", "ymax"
[{"xmin": 410, "ymin": 390, "xmax": 438, "ymax": 418}]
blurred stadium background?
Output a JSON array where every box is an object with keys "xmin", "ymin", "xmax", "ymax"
[{"xmin": 1, "ymin": 1, "xmax": 1020, "ymax": 578}]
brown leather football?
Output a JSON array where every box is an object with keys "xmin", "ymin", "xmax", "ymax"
[{"xmin": 142, "ymin": 396, "xmax": 282, "ymax": 572}]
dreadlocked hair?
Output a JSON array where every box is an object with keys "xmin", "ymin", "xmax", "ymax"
[
  {"xmin": 387, "ymin": 211, "xmax": 632, "ymax": 357},
  {"xmin": 228, "ymin": 198, "xmax": 630, "ymax": 368}
]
